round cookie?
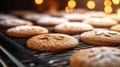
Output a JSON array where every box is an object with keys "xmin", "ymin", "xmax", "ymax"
[
  {"xmin": 86, "ymin": 11, "xmax": 106, "ymax": 18},
  {"xmin": 80, "ymin": 30, "xmax": 120, "ymax": 46},
  {"xmin": 105, "ymin": 14, "xmax": 120, "ymax": 22},
  {"xmin": 23, "ymin": 13, "xmax": 50, "ymax": 21},
  {"xmin": 70, "ymin": 47, "xmax": 120, "ymax": 67},
  {"xmin": 83, "ymin": 18, "xmax": 118, "ymax": 28},
  {"xmin": 0, "ymin": 19, "xmax": 33, "ymax": 28},
  {"xmin": 26, "ymin": 34, "xmax": 79, "ymax": 52},
  {"xmin": 6, "ymin": 26, "xmax": 48, "ymax": 38},
  {"xmin": 54, "ymin": 22, "xmax": 94, "ymax": 35},
  {"xmin": 36, "ymin": 17, "xmax": 69, "ymax": 27},
  {"xmin": 23, "ymin": 13, "xmax": 41, "ymax": 21},
  {"xmin": 0, "ymin": 14, "xmax": 17, "ymax": 20},
  {"xmin": 110, "ymin": 24, "xmax": 120, "ymax": 32},
  {"xmin": 63, "ymin": 13, "xmax": 90, "ymax": 22}
]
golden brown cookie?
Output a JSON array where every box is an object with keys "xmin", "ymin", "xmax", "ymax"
[
  {"xmin": 26, "ymin": 34, "xmax": 79, "ymax": 52},
  {"xmin": 110, "ymin": 24, "xmax": 120, "ymax": 32},
  {"xmin": 36, "ymin": 16, "xmax": 69, "ymax": 27},
  {"xmin": 80, "ymin": 30, "xmax": 120, "ymax": 46},
  {"xmin": 6, "ymin": 26, "xmax": 48, "ymax": 38},
  {"xmin": 63, "ymin": 13, "xmax": 90, "ymax": 22},
  {"xmin": 83, "ymin": 18, "xmax": 118, "ymax": 28},
  {"xmin": 0, "ymin": 14, "xmax": 17, "ymax": 20},
  {"xmin": 86, "ymin": 11, "xmax": 106, "ymax": 18},
  {"xmin": 54, "ymin": 22, "xmax": 94, "ymax": 35},
  {"xmin": 70, "ymin": 47, "xmax": 120, "ymax": 67},
  {"xmin": 105, "ymin": 14, "xmax": 120, "ymax": 22},
  {"xmin": 23, "ymin": 13, "xmax": 50, "ymax": 21},
  {"xmin": 0, "ymin": 19, "xmax": 33, "ymax": 28}
]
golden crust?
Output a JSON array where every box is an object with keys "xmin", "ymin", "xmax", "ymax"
[
  {"xmin": 0, "ymin": 19, "xmax": 33, "ymax": 28},
  {"xmin": 26, "ymin": 34, "xmax": 79, "ymax": 52},
  {"xmin": 6, "ymin": 26, "xmax": 48, "ymax": 38},
  {"xmin": 80, "ymin": 30, "xmax": 120, "ymax": 46},
  {"xmin": 110, "ymin": 24, "xmax": 120, "ymax": 32},
  {"xmin": 70, "ymin": 47, "xmax": 120, "ymax": 67},
  {"xmin": 54, "ymin": 22, "xmax": 94, "ymax": 35},
  {"xmin": 83, "ymin": 18, "xmax": 118, "ymax": 28}
]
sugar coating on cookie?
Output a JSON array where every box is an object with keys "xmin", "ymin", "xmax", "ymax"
[
  {"xmin": 110, "ymin": 24, "xmax": 120, "ymax": 32},
  {"xmin": 26, "ymin": 34, "xmax": 79, "ymax": 52},
  {"xmin": 0, "ymin": 19, "xmax": 30, "ymax": 24},
  {"xmin": 105, "ymin": 14, "xmax": 120, "ymax": 22},
  {"xmin": 86, "ymin": 11, "xmax": 106, "ymax": 18},
  {"xmin": 63, "ymin": 13, "xmax": 90, "ymax": 21},
  {"xmin": 8, "ymin": 25, "xmax": 45, "ymax": 31},
  {"xmin": 80, "ymin": 30, "xmax": 120, "ymax": 46},
  {"xmin": 36, "ymin": 16, "xmax": 69, "ymax": 26},
  {"xmin": 70, "ymin": 47, "xmax": 120, "ymax": 67},
  {"xmin": 54, "ymin": 22, "xmax": 94, "ymax": 34},
  {"xmin": 0, "ymin": 19, "xmax": 33, "ymax": 28},
  {"xmin": 0, "ymin": 14, "xmax": 17, "ymax": 20},
  {"xmin": 23, "ymin": 14, "xmax": 50, "ymax": 21},
  {"xmin": 83, "ymin": 18, "xmax": 118, "ymax": 27},
  {"xmin": 6, "ymin": 26, "xmax": 48, "ymax": 38}
]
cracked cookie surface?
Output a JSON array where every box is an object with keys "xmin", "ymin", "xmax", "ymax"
[
  {"xmin": 26, "ymin": 34, "xmax": 79, "ymax": 52},
  {"xmin": 70, "ymin": 47, "xmax": 120, "ymax": 67},
  {"xmin": 80, "ymin": 30, "xmax": 120, "ymax": 46}
]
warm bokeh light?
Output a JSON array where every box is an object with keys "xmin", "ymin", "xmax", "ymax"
[
  {"xmin": 34, "ymin": 0, "xmax": 43, "ymax": 5},
  {"xmin": 65, "ymin": 6, "xmax": 73, "ymax": 13},
  {"xmin": 68, "ymin": 0, "xmax": 76, "ymax": 8},
  {"xmin": 104, "ymin": 6, "xmax": 113, "ymax": 13},
  {"xmin": 112, "ymin": 0, "xmax": 120, "ymax": 5},
  {"xmin": 104, "ymin": 0, "xmax": 112, "ymax": 6},
  {"xmin": 117, "ymin": 9, "xmax": 120, "ymax": 15},
  {"xmin": 87, "ymin": 1, "xmax": 96, "ymax": 9}
]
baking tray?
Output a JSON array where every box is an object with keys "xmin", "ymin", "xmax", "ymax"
[
  {"xmin": 1, "ymin": 26, "xmax": 120, "ymax": 67},
  {"xmin": 0, "ymin": 27, "xmax": 95, "ymax": 67}
]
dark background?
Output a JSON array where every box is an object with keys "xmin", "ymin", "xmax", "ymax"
[
  {"xmin": 0, "ymin": 0, "xmax": 119, "ymax": 13},
  {"xmin": 0, "ymin": 0, "xmax": 35, "ymax": 11},
  {"xmin": 0, "ymin": 0, "xmax": 89, "ymax": 11}
]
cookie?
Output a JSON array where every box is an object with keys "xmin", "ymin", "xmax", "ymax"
[
  {"xmin": 86, "ymin": 11, "xmax": 106, "ymax": 18},
  {"xmin": 6, "ymin": 26, "xmax": 48, "ymax": 38},
  {"xmin": 0, "ymin": 14, "xmax": 17, "ymax": 20},
  {"xmin": 105, "ymin": 14, "xmax": 120, "ymax": 22},
  {"xmin": 23, "ymin": 13, "xmax": 50, "ymax": 21},
  {"xmin": 83, "ymin": 18, "xmax": 118, "ymax": 28},
  {"xmin": 110, "ymin": 24, "xmax": 120, "ymax": 32},
  {"xmin": 80, "ymin": 30, "xmax": 120, "ymax": 46},
  {"xmin": 70, "ymin": 47, "xmax": 120, "ymax": 67},
  {"xmin": 63, "ymin": 13, "xmax": 90, "ymax": 22},
  {"xmin": 26, "ymin": 34, "xmax": 79, "ymax": 52},
  {"xmin": 54, "ymin": 22, "xmax": 94, "ymax": 34},
  {"xmin": 0, "ymin": 19, "xmax": 33, "ymax": 28},
  {"xmin": 36, "ymin": 17, "xmax": 69, "ymax": 27}
]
